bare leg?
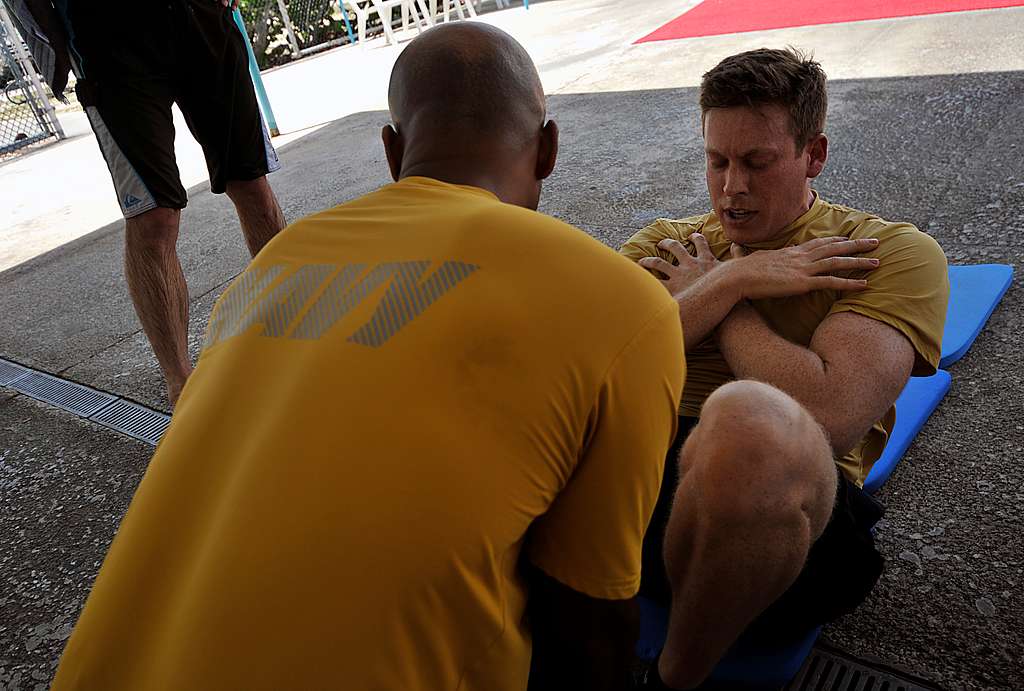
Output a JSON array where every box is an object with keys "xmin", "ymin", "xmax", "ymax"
[
  {"xmin": 658, "ymin": 381, "xmax": 837, "ymax": 690},
  {"xmin": 226, "ymin": 176, "xmax": 286, "ymax": 257},
  {"xmin": 124, "ymin": 207, "xmax": 193, "ymax": 408}
]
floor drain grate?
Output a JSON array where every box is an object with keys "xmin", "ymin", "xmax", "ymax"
[
  {"xmin": 89, "ymin": 398, "xmax": 170, "ymax": 446},
  {"xmin": 11, "ymin": 371, "xmax": 118, "ymax": 417},
  {"xmin": 0, "ymin": 358, "xmax": 30, "ymax": 386},
  {"xmin": 787, "ymin": 644, "xmax": 940, "ymax": 691},
  {"xmin": 1, "ymin": 358, "xmax": 170, "ymax": 447}
]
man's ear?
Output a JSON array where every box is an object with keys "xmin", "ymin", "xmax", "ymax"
[
  {"xmin": 805, "ymin": 132, "xmax": 828, "ymax": 179},
  {"xmin": 382, "ymin": 124, "xmax": 403, "ymax": 182},
  {"xmin": 535, "ymin": 120, "xmax": 559, "ymax": 181}
]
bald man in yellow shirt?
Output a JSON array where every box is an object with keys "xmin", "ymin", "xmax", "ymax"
[
  {"xmin": 624, "ymin": 49, "xmax": 949, "ymax": 690},
  {"xmin": 53, "ymin": 25, "xmax": 684, "ymax": 691}
]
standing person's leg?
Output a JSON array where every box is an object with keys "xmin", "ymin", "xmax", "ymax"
[
  {"xmin": 656, "ymin": 381, "xmax": 837, "ymax": 690},
  {"xmin": 176, "ymin": 1, "xmax": 284, "ymax": 259},
  {"xmin": 67, "ymin": 2, "xmax": 195, "ymax": 407},
  {"xmin": 124, "ymin": 208, "xmax": 193, "ymax": 405},
  {"xmin": 226, "ymin": 177, "xmax": 285, "ymax": 257}
]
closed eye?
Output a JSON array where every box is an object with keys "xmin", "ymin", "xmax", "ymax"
[{"xmin": 744, "ymin": 154, "xmax": 777, "ymax": 170}]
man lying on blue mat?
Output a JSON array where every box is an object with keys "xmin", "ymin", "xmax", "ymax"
[{"xmin": 621, "ymin": 48, "xmax": 949, "ymax": 690}]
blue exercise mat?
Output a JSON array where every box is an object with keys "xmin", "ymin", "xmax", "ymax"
[
  {"xmin": 637, "ymin": 596, "xmax": 820, "ymax": 688},
  {"xmin": 863, "ymin": 369, "xmax": 951, "ymax": 494},
  {"xmin": 941, "ymin": 264, "xmax": 1013, "ymax": 368},
  {"xmin": 636, "ymin": 596, "xmax": 668, "ymax": 661}
]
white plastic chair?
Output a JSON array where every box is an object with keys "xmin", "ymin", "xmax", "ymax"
[
  {"xmin": 342, "ymin": 0, "xmax": 433, "ymax": 45},
  {"xmin": 431, "ymin": 0, "xmax": 478, "ymax": 21},
  {"xmin": 472, "ymin": 0, "xmax": 527, "ymax": 9}
]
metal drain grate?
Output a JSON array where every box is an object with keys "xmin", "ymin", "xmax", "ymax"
[
  {"xmin": 0, "ymin": 358, "xmax": 30, "ymax": 386},
  {"xmin": 11, "ymin": 371, "xmax": 118, "ymax": 417},
  {"xmin": 1, "ymin": 358, "xmax": 171, "ymax": 446},
  {"xmin": 89, "ymin": 398, "xmax": 170, "ymax": 446},
  {"xmin": 787, "ymin": 644, "xmax": 939, "ymax": 691}
]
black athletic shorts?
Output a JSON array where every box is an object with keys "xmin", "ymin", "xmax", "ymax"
[
  {"xmin": 64, "ymin": 0, "xmax": 280, "ymax": 218},
  {"xmin": 639, "ymin": 416, "xmax": 886, "ymax": 637}
]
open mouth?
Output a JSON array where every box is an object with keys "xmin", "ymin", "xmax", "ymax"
[{"xmin": 723, "ymin": 209, "xmax": 757, "ymax": 223}]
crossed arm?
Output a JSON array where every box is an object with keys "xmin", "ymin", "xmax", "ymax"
[
  {"xmin": 639, "ymin": 234, "xmax": 915, "ymax": 455},
  {"xmin": 717, "ymin": 308, "xmax": 913, "ymax": 455}
]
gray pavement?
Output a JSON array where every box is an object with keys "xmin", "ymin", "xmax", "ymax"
[
  {"xmin": 0, "ymin": 397, "xmax": 152, "ymax": 691},
  {"xmin": 1, "ymin": 2, "xmax": 1023, "ymax": 689}
]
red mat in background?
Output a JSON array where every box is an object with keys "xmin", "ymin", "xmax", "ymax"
[{"xmin": 636, "ymin": 0, "xmax": 1024, "ymax": 43}]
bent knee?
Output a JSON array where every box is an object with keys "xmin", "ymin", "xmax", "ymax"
[
  {"xmin": 683, "ymin": 380, "xmax": 836, "ymax": 526},
  {"xmin": 699, "ymin": 381, "xmax": 830, "ymax": 468}
]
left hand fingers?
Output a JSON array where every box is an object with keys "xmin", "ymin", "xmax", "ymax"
[
  {"xmin": 657, "ymin": 238, "xmax": 693, "ymax": 263},
  {"xmin": 690, "ymin": 233, "xmax": 714, "ymax": 259},
  {"xmin": 638, "ymin": 256, "xmax": 677, "ymax": 277}
]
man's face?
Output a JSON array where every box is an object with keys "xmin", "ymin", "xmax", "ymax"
[{"xmin": 703, "ymin": 104, "xmax": 820, "ymax": 245}]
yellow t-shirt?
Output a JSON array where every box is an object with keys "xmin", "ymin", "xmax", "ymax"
[
  {"xmin": 620, "ymin": 194, "xmax": 948, "ymax": 485},
  {"xmin": 54, "ymin": 177, "xmax": 685, "ymax": 691}
]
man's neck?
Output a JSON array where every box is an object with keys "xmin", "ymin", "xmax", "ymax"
[
  {"xmin": 779, "ymin": 185, "xmax": 817, "ymax": 231},
  {"xmin": 740, "ymin": 186, "xmax": 818, "ymax": 249},
  {"xmin": 399, "ymin": 161, "xmax": 508, "ymax": 202}
]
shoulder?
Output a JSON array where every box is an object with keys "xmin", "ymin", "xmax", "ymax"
[
  {"xmin": 816, "ymin": 200, "xmax": 946, "ymax": 261},
  {"xmin": 817, "ymin": 200, "xmax": 924, "ymax": 240},
  {"xmin": 619, "ymin": 213, "xmax": 718, "ymax": 263},
  {"xmin": 819, "ymin": 201, "xmax": 949, "ymax": 371},
  {"xmin": 474, "ymin": 203, "xmax": 677, "ymax": 304}
]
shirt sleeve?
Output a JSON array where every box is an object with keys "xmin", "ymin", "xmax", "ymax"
[
  {"xmin": 526, "ymin": 301, "xmax": 685, "ymax": 600},
  {"xmin": 619, "ymin": 218, "xmax": 705, "ymax": 267},
  {"xmin": 827, "ymin": 224, "xmax": 949, "ymax": 375}
]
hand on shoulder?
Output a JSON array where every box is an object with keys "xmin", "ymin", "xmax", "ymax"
[
  {"xmin": 637, "ymin": 233, "xmax": 722, "ymax": 297},
  {"xmin": 728, "ymin": 236, "xmax": 881, "ymax": 300}
]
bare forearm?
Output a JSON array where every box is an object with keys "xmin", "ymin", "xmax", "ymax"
[
  {"xmin": 715, "ymin": 303, "xmax": 856, "ymax": 454},
  {"xmin": 676, "ymin": 264, "xmax": 744, "ymax": 351}
]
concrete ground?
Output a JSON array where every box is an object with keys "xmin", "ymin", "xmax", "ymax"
[{"xmin": 1, "ymin": 0, "xmax": 1022, "ymax": 689}]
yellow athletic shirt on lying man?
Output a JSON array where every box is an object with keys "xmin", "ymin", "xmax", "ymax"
[
  {"xmin": 620, "ymin": 194, "xmax": 948, "ymax": 486},
  {"xmin": 53, "ymin": 176, "xmax": 685, "ymax": 691}
]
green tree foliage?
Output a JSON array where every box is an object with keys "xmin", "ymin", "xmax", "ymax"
[{"xmin": 237, "ymin": 0, "xmax": 386, "ymax": 70}]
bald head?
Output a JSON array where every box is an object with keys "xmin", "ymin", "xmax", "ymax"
[
  {"xmin": 389, "ymin": 23, "xmax": 546, "ymax": 150},
  {"xmin": 382, "ymin": 23, "xmax": 557, "ymax": 209}
]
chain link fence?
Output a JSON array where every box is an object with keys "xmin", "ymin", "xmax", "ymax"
[
  {"xmin": 240, "ymin": 0, "xmax": 367, "ymax": 70},
  {"xmin": 0, "ymin": 2, "xmax": 63, "ymax": 161},
  {"xmin": 239, "ymin": 0, "xmax": 511, "ymax": 70}
]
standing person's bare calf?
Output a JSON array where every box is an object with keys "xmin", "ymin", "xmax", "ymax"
[{"xmin": 20, "ymin": 0, "xmax": 287, "ymax": 407}]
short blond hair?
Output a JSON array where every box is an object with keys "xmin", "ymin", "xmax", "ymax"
[{"xmin": 700, "ymin": 48, "xmax": 827, "ymax": 150}]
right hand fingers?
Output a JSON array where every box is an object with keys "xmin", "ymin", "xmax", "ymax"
[{"xmin": 805, "ymin": 237, "xmax": 879, "ymax": 260}]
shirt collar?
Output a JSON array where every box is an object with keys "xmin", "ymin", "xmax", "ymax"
[{"xmin": 740, "ymin": 191, "xmax": 825, "ymax": 251}]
